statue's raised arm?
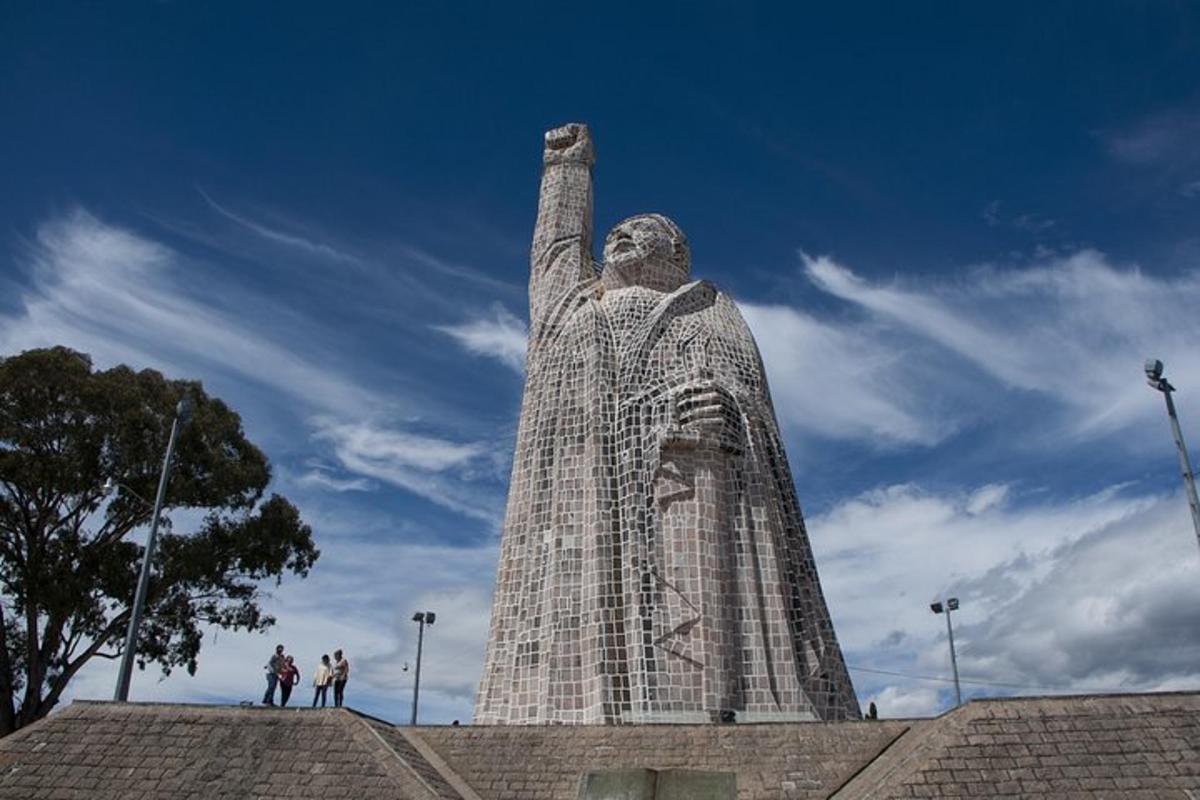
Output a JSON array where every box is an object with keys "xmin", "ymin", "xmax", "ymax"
[{"xmin": 529, "ymin": 123, "xmax": 596, "ymax": 332}]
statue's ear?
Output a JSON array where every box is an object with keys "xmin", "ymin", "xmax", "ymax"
[{"xmin": 671, "ymin": 237, "xmax": 691, "ymax": 276}]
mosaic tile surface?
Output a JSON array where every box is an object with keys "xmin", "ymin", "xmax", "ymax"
[{"xmin": 475, "ymin": 124, "xmax": 860, "ymax": 724}]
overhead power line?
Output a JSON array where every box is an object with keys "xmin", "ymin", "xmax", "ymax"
[{"xmin": 846, "ymin": 663, "xmax": 1136, "ymax": 695}]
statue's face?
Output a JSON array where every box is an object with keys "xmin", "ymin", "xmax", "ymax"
[{"xmin": 602, "ymin": 215, "xmax": 687, "ymax": 290}]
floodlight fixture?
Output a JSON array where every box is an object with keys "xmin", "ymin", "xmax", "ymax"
[
  {"xmin": 1143, "ymin": 359, "xmax": 1200, "ymax": 555},
  {"xmin": 930, "ymin": 595, "xmax": 963, "ymax": 708},
  {"xmin": 1145, "ymin": 358, "xmax": 1164, "ymax": 383},
  {"xmin": 410, "ymin": 610, "xmax": 437, "ymax": 725}
]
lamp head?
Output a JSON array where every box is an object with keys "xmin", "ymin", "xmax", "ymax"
[
  {"xmin": 412, "ymin": 612, "xmax": 425, "ymax": 623},
  {"xmin": 102, "ymin": 476, "xmax": 116, "ymax": 496},
  {"xmin": 930, "ymin": 602, "xmax": 944, "ymax": 614},
  {"xmin": 1145, "ymin": 359, "xmax": 1164, "ymax": 382},
  {"xmin": 425, "ymin": 612, "xmax": 436, "ymax": 626},
  {"xmin": 946, "ymin": 598, "xmax": 959, "ymax": 611}
]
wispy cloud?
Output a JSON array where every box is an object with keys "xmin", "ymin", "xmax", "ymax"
[
  {"xmin": 314, "ymin": 419, "xmax": 486, "ymax": 472},
  {"xmin": 798, "ymin": 249, "xmax": 1200, "ymax": 439},
  {"xmin": 0, "ymin": 209, "xmax": 378, "ymax": 417},
  {"xmin": 1, "ymin": 209, "xmax": 510, "ymax": 524},
  {"xmin": 982, "ymin": 200, "xmax": 1056, "ymax": 235},
  {"xmin": 393, "ymin": 243, "xmax": 525, "ymax": 297},
  {"xmin": 433, "ymin": 303, "xmax": 527, "ymax": 373},
  {"xmin": 313, "ymin": 419, "xmax": 504, "ymax": 524},
  {"xmin": 196, "ymin": 188, "xmax": 522, "ymax": 299},
  {"xmin": 294, "ymin": 470, "xmax": 375, "ymax": 493},
  {"xmin": 740, "ymin": 302, "xmax": 954, "ymax": 446},
  {"xmin": 1101, "ymin": 102, "xmax": 1200, "ymax": 197},
  {"xmin": 1104, "ymin": 105, "xmax": 1200, "ymax": 167},
  {"xmin": 198, "ymin": 188, "xmax": 362, "ymax": 264}
]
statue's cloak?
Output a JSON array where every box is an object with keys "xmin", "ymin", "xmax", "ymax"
[{"xmin": 475, "ymin": 276, "xmax": 860, "ymax": 724}]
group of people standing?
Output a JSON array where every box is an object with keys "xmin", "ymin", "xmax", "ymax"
[{"xmin": 263, "ymin": 645, "xmax": 350, "ymax": 708}]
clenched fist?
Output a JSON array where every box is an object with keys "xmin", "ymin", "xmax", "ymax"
[{"xmin": 544, "ymin": 123, "xmax": 595, "ymax": 166}]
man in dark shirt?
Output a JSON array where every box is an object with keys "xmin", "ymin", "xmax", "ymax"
[
  {"xmin": 262, "ymin": 644, "xmax": 285, "ymax": 705},
  {"xmin": 332, "ymin": 649, "xmax": 350, "ymax": 708}
]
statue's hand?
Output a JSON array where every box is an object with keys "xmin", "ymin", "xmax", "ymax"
[
  {"xmin": 544, "ymin": 123, "xmax": 595, "ymax": 166},
  {"xmin": 674, "ymin": 381, "xmax": 741, "ymax": 438}
]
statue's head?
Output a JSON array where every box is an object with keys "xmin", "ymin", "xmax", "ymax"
[{"xmin": 601, "ymin": 214, "xmax": 690, "ymax": 292}]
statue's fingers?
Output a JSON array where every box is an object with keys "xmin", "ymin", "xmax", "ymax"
[
  {"xmin": 679, "ymin": 403, "xmax": 725, "ymax": 420},
  {"xmin": 676, "ymin": 382, "xmax": 718, "ymax": 399},
  {"xmin": 545, "ymin": 127, "xmax": 575, "ymax": 148},
  {"xmin": 678, "ymin": 387, "xmax": 723, "ymax": 404}
]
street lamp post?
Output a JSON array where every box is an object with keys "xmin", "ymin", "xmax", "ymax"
[
  {"xmin": 112, "ymin": 395, "xmax": 192, "ymax": 702},
  {"xmin": 930, "ymin": 597, "xmax": 962, "ymax": 707},
  {"xmin": 410, "ymin": 611, "xmax": 435, "ymax": 725},
  {"xmin": 1145, "ymin": 359, "xmax": 1200, "ymax": 555}
]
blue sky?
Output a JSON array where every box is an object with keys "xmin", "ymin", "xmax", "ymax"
[{"xmin": 3, "ymin": 3, "xmax": 1200, "ymax": 722}]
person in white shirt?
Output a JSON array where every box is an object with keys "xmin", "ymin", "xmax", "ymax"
[{"xmin": 311, "ymin": 654, "xmax": 333, "ymax": 707}]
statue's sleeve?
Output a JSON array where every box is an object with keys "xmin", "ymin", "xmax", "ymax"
[{"xmin": 529, "ymin": 155, "xmax": 595, "ymax": 334}]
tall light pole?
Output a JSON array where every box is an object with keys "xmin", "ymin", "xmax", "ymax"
[
  {"xmin": 410, "ymin": 611, "xmax": 435, "ymax": 725},
  {"xmin": 113, "ymin": 395, "xmax": 192, "ymax": 702},
  {"xmin": 1145, "ymin": 359, "xmax": 1200, "ymax": 555},
  {"xmin": 930, "ymin": 597, "xmax": 962, "ymax": 707}
]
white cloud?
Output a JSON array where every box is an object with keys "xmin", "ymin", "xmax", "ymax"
[
  {"xmin": 313, "ymin": 419, "xmax": 504, "ymax": 524},
  {"xmin": 869, "ymin": 685, "xmax": 943, "ymax": 719},
  {"xmin": 812, "ymin": 481, "xmax": 1200, "ymax": 714},
  {"xmin": 315, "ymin": 420, "xmax": 485, "ymax": 472},
  {"xmin": 199, "ymin": 188, "xmax": 362, "ymax": 264},
  {"xmin": 63, "ymin": 533, "xmax": 499, "ymax": 724},
  {"xmin": 433, "ymin": 304, "xmax": 528, "ymax": 372},
  {"xmin": 0, "ymin": 209, "xmax": 379, "ymax": 417},
  {"xmin": 355, "ymin": 585, "xmax": 494, "ymax": 705},
  {"xmin": 196, "ymin": 189, "xmax": 521, "ymax": 302},
  {"xmin": 1103, "ymin": 106, "xmax": 1200, "ymax": 167},
  {"xmin": 980, "ymin": 201, "xmax": 1056, "ymax": 235},
  {"xmin": 799, "ymin": 249, "xmax": 1200, "ymax": 440},
  {"xmin": 965, "ymin": 483, "xmax": 1008, "ymax": 515},
  {"xmin": 1101, "ymin": 104, "xmax": 1200, "ymax": 199},
  {"xmin": 0, "ymin": 210, "xmax": 513, "ymax": 523},
  {"xmin": 741, "ymin": 302, "xmax": 955, "ymax": 446},
  {"xmin": 294, "ymin": 470, "xmax": 374, "ymax": 493}
]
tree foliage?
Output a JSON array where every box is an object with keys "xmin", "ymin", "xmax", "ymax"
[{"xmin": 0, "ymin": 347, "xmax": 319, "ymax": 735}]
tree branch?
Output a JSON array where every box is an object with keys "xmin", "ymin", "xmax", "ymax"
[
  {"xmin": 33, "ymin": 611, "xmax": 128, "ymax": 723},
  {"xmin": 88, "ymin": 510, "xmax": 147, "ymax": 551}
]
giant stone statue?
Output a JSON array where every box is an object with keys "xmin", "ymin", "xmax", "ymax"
[{"xmin": 475, "ymin": 124, "xmax": 860, "ymax": 724}]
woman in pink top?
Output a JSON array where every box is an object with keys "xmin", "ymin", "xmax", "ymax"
[{"xmin": 278, "ymin": 655, "xmax": 300, "ymax": 707}]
